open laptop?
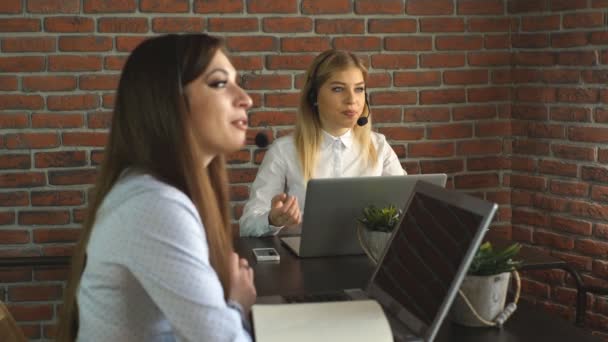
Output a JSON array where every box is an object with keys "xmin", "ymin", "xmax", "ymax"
[
  {"xmin": 280, "ymin": 174, "xmax": 447, "ymax": 257},
  {"xmin": 253, "ymin": 181, "xmax": 498, "ymax": 342}
]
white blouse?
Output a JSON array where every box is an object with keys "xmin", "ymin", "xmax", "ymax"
[
  {"xmin": 239, "ymin": 130, "xmax": 406, "ymax": 237},
  {"xmin": 77, "ymin": 172, "xmax": 251, "ymax": 342}
]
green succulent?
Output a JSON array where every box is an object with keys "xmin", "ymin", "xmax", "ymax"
[
  {"xmin": 358, "ymin": 204, "xmax": 402, "ymax": 233},
  {"xmin": 468, "ymin": 241, "xmax": 522, "ymax": 276}
]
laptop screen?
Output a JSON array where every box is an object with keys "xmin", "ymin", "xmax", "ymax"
[{"xmin": 368, "ymin": 190, "xmax": 486, "ymax": 335}]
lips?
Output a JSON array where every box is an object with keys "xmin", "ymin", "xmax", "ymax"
[
  {"xmin": 231, "ymin": 117, "xmax": 248, "ymax": 130},
  {"xmin": 342, "ymin": 110, "xmax": 357, "ymax": 118}
]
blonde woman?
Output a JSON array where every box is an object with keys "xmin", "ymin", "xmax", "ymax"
[
  {"xmin": 57, "ymin": 34, "xmax": 256, "ymax": 341},
  {"xmin": 240, "ymin": 50, "xmax": 406, "ymax": 237}
]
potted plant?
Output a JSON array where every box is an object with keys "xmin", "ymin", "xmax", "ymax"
[
  {"xmin": 357, "ymin": 204, "xmax": 402, "ymax": 263},
  {"xmin": 451, "ymin": 241, "xmax": 522, "ymax": 327}
]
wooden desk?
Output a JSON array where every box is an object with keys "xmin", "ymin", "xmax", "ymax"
[{"xmin": 235, "ymin": 237, "xmax": 600, "ymax": 342}]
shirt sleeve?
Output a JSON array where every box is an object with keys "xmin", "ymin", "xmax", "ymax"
[
  {"xmin": 125, "ymin": 192, "xmax": 252, "ymax": 342},
  {"xmin": 239, "ymin": 143, "xmax": 289, "ymax": 237},
  {"xmin": 376, "ymin": 133, "xmax": 407, "ymax": 176}
]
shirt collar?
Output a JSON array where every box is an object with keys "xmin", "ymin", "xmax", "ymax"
[{"xmin": 321, "ymin": 129, "xmax": 354, "ymax": 150}]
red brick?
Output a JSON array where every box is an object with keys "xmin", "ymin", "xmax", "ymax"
[
  {"xmin": 420, "ymin": 89, "xmax": 465, "ymax": 104},
  {"xmin": 206, "ymin": 18, "xmax": 258, "ymax": 32},
  {"xmin": 593, "ymin": 0, "xmax": 608, "ymax": 7},
  {"xmin": 33, "ymin": 228, "xmax": 81, "ymax": 243},
  {"xmin": 443, "ymin": 70, "xmax": 488, "ymax": 85},
  {"xmin": 0, "ymin": 113, "xmax": 28, "ymax": 128},
  {"xmin": 115, "ymin": 36, "xmax": 147, "ymax": 52},
  {"xmin": 48, "ymin": 55, "xmax": 102, "ymax": 71},
  {"xmin": 0, "ymin": 56, "xmax": 45, "ymax": 72},
  {"xmin": 427, "ymin": 123, "xmax": 472, "ymax": 139},
  {"xmin": 521, "ymin": 15, "xmax": 560, "ymax": 31},
  {"xmin": 468, "ymin": 87, "xmax": 511, "ymax": 102},
  {"xmin": 59, "ymin": 35, "xmax": 112, "ymax": 52},
  {"xmin": 408, "ymin": 142, "xmax": 454, "ymax": 157},
  {"xmin": 23, "ymin": 76, "xmax": 76, "ymax": 92},
  {"xmin": 370, "ymin": 91, "xmax": 417, "ymax": 105},
  {"xmin": 377, "ymin": 127, "xmax": 424, "ymax": 141},
  {"xmin": 0, "ymin": 75, "xmax": 16, "ymax": 91},
  {"xmin": 90, "ymin": 150, "xmax": 105, "ymax": 165},
  {"xmin": 511, "ymin": 174, "xmax": 547, "ymax": 191},
  {"xmin": 264, "ymin": 92, "xmax": 299, "ymax": 108},
  {"xmin": 0, "ymin": 211, "xmax": 16, "ymax": 225},
  {"xmin": 98, "ymin": 17, "xmax": 148, "ymax": 32},
  {"xmin": 367, "ymin": 72, "xmax": 391, "ymax": 88},
  {"xmin": 512, "ymin": 33, "xmax": 550, "ymax": 48},
  {"xmin": 583, "ymin": 70, "xmax": 608, "ymax": 84},
  {"xmin": 515, "ymin": 87, "xmax": 556, "ymax": 103},
  {"xmin": 44, "ymin": 16, "xmax": 93, "ymax": 32},
  {"xmin": 230, "ymin": 56, "xmax": 263, "ymax": 71},
  {"xmin": 513, "ymin": 139, "xmax": 550, "ymax": 155},
  {"xmin": 457, "ymin": 140, "xmax": 502, "ymax": 155},
  {"xmin": 550, "ymin": 106, "xmax": 589, "ymax": 122},
  {"xmin": 228, "ymin": 168, "xmax": 259, "ymax": 184},
  {"xmin": 570, "ymin": 200, "xmax": 608, "ymax": 221},
  {"xmin": 557, "ymin": 51, "xmax": 597, "ymax": 66},
  {"xmin": 248, "ymin": 0, "xmax": 296, "ymax": 12},
  {"xmin": 228, "ymin": 150, "xmax": 251, "ymax": 164},
  {"xmin": 552, "ymin": 144, "xmax": 594, "ymax": 161},
  {"xmin": 406, "ymin": 0, "xmax": 453, "ymax": 15},
  {"xmin": 371, "ymin": 54, "xmax": 416, "ymax": 69},
  {"xmin": 552, "ymin": 32, "xmax": 588, "ymax": 48},
  {"xmin": 508, "ymin": 0, "xmax": 548, "ymax": 13},
  {"xmin": 592, "ymin": 185, "xmax": 608, "ymax": 202},
  {"xmin": 457, "ymin": 0, "xmax": 503, "ymax": 14},
  {"xmin": 368, "ymin": 19, "xmax": 416, "ymax": 33},
  {"xmin": 47, "ymin": 94, "xmax": 98, "ymax": 111},
  {"xmin": 0, "ymin": 230, "xmax": 29, "ymax": 244},
  {"xmin": 385, "ymin": 36, "xmax": 432, "ymax": 51},
  {"xmin": 454, "ymin": 173, "xmax": 499, "ymax": 189},
  {"xmin": 334, "ymin": 37, "xmax": 381, "ymax": 51},
  {"xmin": 576, "ymin": 239, "xmax": 608, "ymax": 257},
  {"xmin": 355, "ymin": 0, "xmax": 403, "ymax": 14},
  {"xmin": 79, "ymin": 74, "xmax": 119, "ymax": 90},
  {"xmin": 564, "ymin": 12, "xmax": 604, "ymax": 29},
  {"xmin": 140, "ymin": 0, "xmax": 188, "ymax": 12},
  {"xmin": 27, "ymin": 0, "xmax": 79, "ymax": 13},
  {"xmin": 404, "ymin": 107, "xmax": 449, "ymax": 122},
  {"xmin": 0, "ymin": 191, "xmax": 29, "ymax": 206},
  {"xmin": 151, "ymin": 17, "xmax": 204, "ymax": 33},
  {"xmin": 538, "ymin": 160, "xmax": 577, "ymax": 177},
  {"xmin": 5, "ymin": 133, "xmax": 59, "ymax": 149},
  {"xmin": 0, "ymin": 0, "xmax": 22, "ymax": 13},
  {"xmin": 225, "ymin": 36, "xmax": 277, "ymax": 52},
  {"xmin": 475, "ymin": 121, "xmax": 511, "ymax": 137},
  {"xmin": 552, "ymin": 216, "xmax": 592, "ymax": 235},
  {"xmin": 31, "ymin": 113, "xmax": 83, "ymax": 129},
  {"xmin": 436, "ymin": 35, "xmax": 483, "ymax": 50},
  {"xmin": 1, "ymin": 37, "xmax": 55, "ymax": 52},
  {"xmin": 0, "ymin": 173, "xmax": 45, "ymax": 188},
  {"xmin": 468, "ymin": 18, "xmax": 512, "ymax": 32},
  {"xmin": 229, "ymin": 185, "xmax": 249, "ymax": 201},
  {"xmin": 420, "ymin": 159, "xmax": 463, "ymax": 174},
  {"xmin": 35, "ymin": 151, "xmax": 86, "ymax": 168},
  {"xmin": 551, "ymin": 0, "xmax": 588, "ymax": 10},
  {"xmin": 31, "ymin": 190, "xmax": 84, "ymax": 206},
  {"xmin": 582, "ymin": 166, "xmax": 608, "ymax": 182},
  {"xmin": 84, "ymin": 0, "xmax": 136, "ymax": 13},
  {"xmin": 514, "ymin": 52, "xmax": 555, "ymax": 66},
  {"xmin": 467, "ymin": 156, "xmax": 510, "ymax": 171},
  {"xmin": 469, "ymin": 52, "xmax": 512, "ymax": 66},
  {"xmin": 48, "ymin": 169, "xmax": 97, "ymax": 186},
  {"xmin": 453, "ymin": 105, "xmax": 496, "ymax": 120},
  {"xmin": 62, "ymin": 132, "xmax": 108, "ymax": 147},
  {"xmin": 513, "ymin": 209, "xmax": 549, "ymax": 227},
  {"xmin": 600, "ymin": 149, "xmax": 608, "ymax": 163},
  {"xmin": 527, "ymin": 122, "xmax": 564, "ymax": 139},
  {"xmin": 315, "ymin": 19, "xmax": 364, "ymax": 34},
  {"xmin": 0, "ymin": 154, "xmax": 30, "ymax": 169},
  {"xmin": 9, "ymin": 284, "xmax": 62, "ymax": 301},
  {"xmin": 266, "ymin": 55, "xmax": 314, "ymax": 71},
  {"xmin": 590, "ymin": 31, "xmax": 608, "ymax": 45},
  {"xmin": 263, "ymin": 18, "xmax": 311, "ymax": 33},
  {"xmin": 569, "ymin": 127, "xmax": 608, "ymax": 143},
  {"xmin": 6, "ymin": 304, "xmax": 53, "ymax": 321},
  {"xmin": 248, "ymin": 111, "xmax": 296, "ymax": 127},
  {"xmin": 394, "ymin": 71, "xmax": 440, "ymax": 87},
  {"xmin": 301, "ymin": 0, "xmax": 351, "ymax": 14},
  {"xmin": 535, "ymin": 231, "xmax": 574, "ymax": 250},
  {"xmin": 19, "ymin": 210, "xmax": 70, "ymax": 225},
  {"xmin": 557, "ymin": 88, "xmax": 599, "ymax": 103},
  {"xmin": 241, "ymin": 75, "xmax": 291, "ymax": 90},
  {"xmin": 542, "ymin": 70, "xmax": 580, "ymax": 84}
]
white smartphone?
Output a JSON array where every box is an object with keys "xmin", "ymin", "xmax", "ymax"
[{"xmin": 252, "ymin": 248, "xmax": 280, "ymax": 262}]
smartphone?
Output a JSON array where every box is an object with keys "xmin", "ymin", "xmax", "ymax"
[{"xmin": 252, "ymin": 247, "xmax": 280, "ymax": 262}]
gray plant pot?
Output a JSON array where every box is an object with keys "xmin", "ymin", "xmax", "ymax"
[
  {"xmin": 359, "ymin": 228, "xmax": 391, "ymax": 263},
  {"xmin": 450, "ymin": 272, "xmax": 511, "ymax": 327}
]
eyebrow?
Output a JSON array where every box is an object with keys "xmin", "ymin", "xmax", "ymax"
[
  {"xmin": 204, "ymin": 68, "xmax": 230, "ymax": 81},
  {"xmin": 329, "ymin": 81, "xmax": 366, "ymax": 86}
]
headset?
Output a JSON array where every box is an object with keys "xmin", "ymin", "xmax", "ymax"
[{"xmin": 306, "ymin": 52, "xmax": 371, "ymax": 127}]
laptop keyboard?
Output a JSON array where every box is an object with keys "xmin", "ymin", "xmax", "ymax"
[{"xmin": 283, "ymin": 292, "xmax": 352, "ymax": 304}]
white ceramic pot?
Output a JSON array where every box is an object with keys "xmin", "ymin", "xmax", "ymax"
[{"xmin": 451, "ymin": 272, "xmax": 511, "ymax": 327}]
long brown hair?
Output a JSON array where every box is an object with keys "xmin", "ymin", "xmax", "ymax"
[
  {"xmin": 56, "ymin": 34, "xmax": 233, "ymax": 341},
  {"xmin": 295, "ymin": 50, "xmax": 378, "ymax": 182}
]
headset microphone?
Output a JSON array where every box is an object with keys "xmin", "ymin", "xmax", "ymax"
[
  {"xmin": 356, "ymin": 94, "xmax": 371, "ymax": 126},
  {"xmin": 254, "ymin": 132, "xmax": 269, "ymax": 148}
]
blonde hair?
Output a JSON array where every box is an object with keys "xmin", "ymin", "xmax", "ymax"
[
  {"xmin": 57, "ymin": 34, "xmax": 233, "ymax": 341},
  {"xmin": 295, "ymin": 50, "xmax": 377, "ymax": 182}
]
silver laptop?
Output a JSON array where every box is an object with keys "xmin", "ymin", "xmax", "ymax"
[
  {"xmin": 281, "ymin": 174, "xmax": 447, "ymax": 257},
  {"xmin": 254, "ymin": 181, "xmax": 498, "ymax": 342}
]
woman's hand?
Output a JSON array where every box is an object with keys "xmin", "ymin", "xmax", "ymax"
[
  {"xmin": 268, "ymin": 193, "xmax": 302, "ymax": 227},
  {"xmin": 228, "ymin": 252, "xmax": 256, "ymax": 313}
]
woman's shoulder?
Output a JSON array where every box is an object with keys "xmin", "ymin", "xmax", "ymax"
[{"xmin": 370, "ymin": 130, "xmax": 389, "ymax": 146}]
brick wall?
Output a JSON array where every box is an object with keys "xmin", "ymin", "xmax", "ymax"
[{"xmin": 0, "ymin": 0, "xmax": 606, "ymax": 340}]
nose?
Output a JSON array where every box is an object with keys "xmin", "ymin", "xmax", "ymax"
[
  {"xmin": 344, "ymin": 89, "xmax": 357, "ymax": 104},
  {"xmin": 235, "ymin": 85, "xmax": 253, "ymax": 109}
]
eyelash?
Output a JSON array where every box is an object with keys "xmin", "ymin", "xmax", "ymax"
[{"xmin": 209, "ymin": 80, "xmax": 227, "ymax": 88}]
